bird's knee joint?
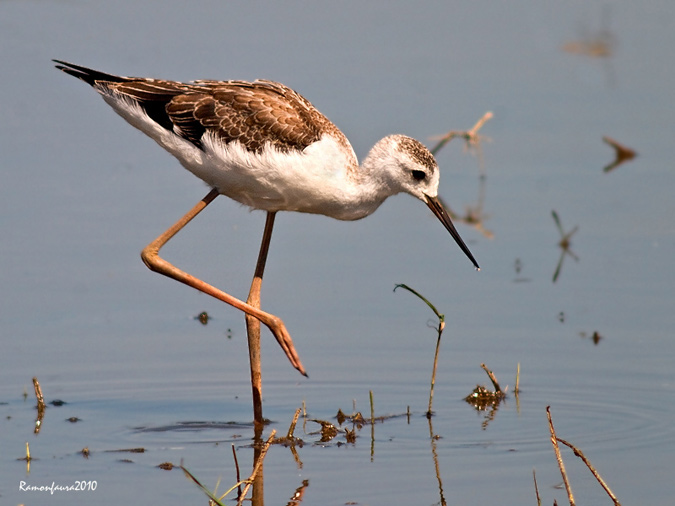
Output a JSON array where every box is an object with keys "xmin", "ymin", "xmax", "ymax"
[
  {"xmin": 140, "ymin": 245, "xmax": 160, "ymax": 272},
  {"xmin": 266, "ymin": 314, "xmax": 285, "ymax": 332}
]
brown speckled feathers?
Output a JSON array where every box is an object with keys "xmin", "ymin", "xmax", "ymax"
[{"xmin": 54, "ymin": 60, "xmax": 344, "ymax": 153}]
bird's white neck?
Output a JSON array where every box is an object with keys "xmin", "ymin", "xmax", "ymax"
[{"xmin": 343, "ymin": 136, "xmax": 413, "ymax": 216}]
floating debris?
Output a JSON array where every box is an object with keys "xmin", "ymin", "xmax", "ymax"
[
  {"xmin": 464, "ymin": 385, "xmax": 506, "ymax": 410},
  {"xmin": 309, "ymin": 419, "xmax": 339, "ymax": 442},
  {"xmin": 195, "ymin": 311, "xmax": 210, "ymax": 325},
  {"xmin": 105, "ymin": 447, "xmax": 146, "ymax": 453},
  {"xmin": 580, "ymin": 330, "xmax": 603, "ymax": 345},
  {"xmin": 464, "ymin": 364, "xmax": 508, "ymax": 429}
]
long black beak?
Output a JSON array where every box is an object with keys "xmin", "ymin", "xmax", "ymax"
[{"xmin": 425, "ymin": 195, "xmax": 480, "ymax": 270}]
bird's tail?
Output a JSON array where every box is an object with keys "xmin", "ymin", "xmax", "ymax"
[{"xmin": 53, "ymin": 60, "xmax": 129, "ymax": 86}]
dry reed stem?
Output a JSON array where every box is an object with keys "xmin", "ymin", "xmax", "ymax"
[
  {"xmin": 556, "ymin": 437, "xmax": 621, "ymax": 505},
  {"xmin": 547, "ymin": 407, "xmax": 575, "ymax": 506},
  {"xmin": 515, "ymin": 362, "xmax": 521, "ymax": 393},
  {"xmin": 19, "ymin": 442, "xmax": 33, "ymax": 473},
  {"xmin": 533, "ymin": 469, "xmax": 541, "ymax": 506},
  {"xmin": 287, "ymin": 407, "xmax": 302, "ymax": 439},
  {"xmin": 32, "ymin": 377, "xmax": 46, "ymax": 434},
  {"xmin": 480, "ymin": 363, "xmax": 502, "ymax": 393},
  {"xmin": 32, "ymin": 377, "xmax": 45, "ymax": 406}
]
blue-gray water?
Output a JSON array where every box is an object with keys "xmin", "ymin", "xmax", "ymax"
[{"xmin": 1, "ymin": 1, "xmax": 674, "ymax": 504}]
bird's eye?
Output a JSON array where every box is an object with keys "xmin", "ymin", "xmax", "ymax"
[{"xmin": 411, "ymin": 170, "xmax": 426, "ymax": 181}]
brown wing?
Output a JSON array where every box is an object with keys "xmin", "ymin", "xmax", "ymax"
[
  {"xmin": 165, "ymin": 80, "xmax": 331, "ymax": 153},
  {"xmin": 54, "ymin": 60, "xmax": 342, "ymax": 154}
]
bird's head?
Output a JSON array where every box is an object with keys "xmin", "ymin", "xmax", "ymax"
[{"xmin": 370, "ymin": 135, "xmax": 479, "ymax": 270}]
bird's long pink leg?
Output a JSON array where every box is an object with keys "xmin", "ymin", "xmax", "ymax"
[
  {"xmin": 140, "ymin": 189, "xmax": 307, "ymax": 381},
  {"xmin": 245, "ymin": 211, "xmax": 276, "ymax": 426}
]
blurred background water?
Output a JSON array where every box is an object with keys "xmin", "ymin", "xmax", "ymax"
[{"xmin": 1, "ymin": 1, "xmax": 674, "ymax": 504}]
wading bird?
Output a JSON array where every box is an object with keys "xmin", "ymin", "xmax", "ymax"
[{"xmin": 54, "ymin": 60, "xmax": 479, "ymax": 422}]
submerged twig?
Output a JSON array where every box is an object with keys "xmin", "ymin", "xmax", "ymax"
[
  {"xmin": 393, "ymin": 284, "xmax": 445, "ymax": 417},
  {"xmin": 547, "ymin": 407, "xmax": 575, "ymax": 506},
  {"xmin": 557, "ymin": 438, "xmax": 621, "ymax": 505}
]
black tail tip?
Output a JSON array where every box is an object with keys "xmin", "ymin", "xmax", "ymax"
[{"xmin": 53, "ymin": 59, "xmax": 123, "ymax": 86}]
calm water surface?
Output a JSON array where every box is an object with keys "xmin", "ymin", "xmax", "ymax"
[{"xmin": 1, "ymin": 1, "xmax": 674, "ymax": 505}]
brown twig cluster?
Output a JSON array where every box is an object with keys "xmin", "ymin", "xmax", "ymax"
[
  {"xmin": 180, "ymin": 430, "xmax": 277, "ymax": 506},
  {"xmin": 541, "ymin": 407, "xmax": 622, "ymax": 505}
]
